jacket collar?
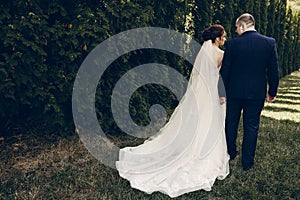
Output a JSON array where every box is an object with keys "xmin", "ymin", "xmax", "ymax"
[{"xmin": 241, "ymin": 30, "xmax": 257, "ymax": 36}]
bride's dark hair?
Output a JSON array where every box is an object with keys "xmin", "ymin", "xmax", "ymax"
[{"xmin": 202, "ymin": 24, "xmax": 225, "ymax": 43}]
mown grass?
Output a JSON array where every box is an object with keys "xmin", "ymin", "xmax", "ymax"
[
  {"xmin": 1, "ymin": 70, "xmax": 300, "ymax": 199},
  {"xmin": 288, "ymin": 0, "xmax": 300, "ymax": 14}
]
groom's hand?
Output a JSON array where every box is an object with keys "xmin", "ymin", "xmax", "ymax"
[
  {"xmin": 266, "ymin": 94, "xmax": 276, "ymax": 103},
  {"xmin": 219, "ymin": 97, "xmax": 226, "ymax": 105}
]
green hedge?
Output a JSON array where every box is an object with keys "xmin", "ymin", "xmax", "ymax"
[{"xmin": 0, "ymin": 0, "xmax": 299, "ymax": 136}]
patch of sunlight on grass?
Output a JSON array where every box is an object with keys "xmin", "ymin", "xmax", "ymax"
[
  {"xmin": 265, "ymin": 101, "xmax": 300, "ymax": 111},
  {"xmin": 262, "ymin": 70, "xmax": 300, "ymax": 123},
  {"xmin": 262, "ymin": 109, "xmax": 300, "ymax": 123},
  {"xmin": 277, "ymin": 93, "xmax": 300, "ymax": 98},
  {"xmin": 282, "ymin": 86, "xmax": 300, "ymax": 90},
  {"xmin": 288, "ymin": 0, "xmax": 300, "ymax": 13}
]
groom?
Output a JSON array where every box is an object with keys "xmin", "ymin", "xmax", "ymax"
[{"xmin": 220, "ymin": 13, "xmax": 279, "ymax": 171}]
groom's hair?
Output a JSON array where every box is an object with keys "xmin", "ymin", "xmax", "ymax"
[{"xmin": 236, "ymin": 13, "xmax": 255, "ymax": 28}]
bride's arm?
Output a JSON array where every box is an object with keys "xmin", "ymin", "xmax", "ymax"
[
  {"xmin": 217, "ymin": 50, "xmax": 225, "ymax": 104},
  {"xmin": 217, "ymin": 50, "xmax": 224, "ymax": 69}
]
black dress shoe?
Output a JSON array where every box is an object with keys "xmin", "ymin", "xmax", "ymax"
[{"xmin": 243, "ymin": 165, "xmax": 253, "ymax": 171}]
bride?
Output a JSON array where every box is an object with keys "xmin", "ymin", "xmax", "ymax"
[{"xmin": 116, "ymin": 24, "xmax": 229, "ymax": 198}]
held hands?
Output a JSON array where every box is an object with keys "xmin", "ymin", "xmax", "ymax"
[
  {"xmin": 219, "ymin": 97, "xmax": 226, "ymax": 105},
  {"xmin": 266, "ymin": 94, "xmax": 276, "ymax": 103}
]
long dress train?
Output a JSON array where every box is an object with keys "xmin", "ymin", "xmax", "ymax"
[{"xmin": 116, "ymin": 40, "xmax": 230, "ymax": 198}]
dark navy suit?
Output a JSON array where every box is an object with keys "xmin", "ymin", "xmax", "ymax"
[{"xmin": 220, "ymin": 30, "xmax": 279, "ymax": 169}]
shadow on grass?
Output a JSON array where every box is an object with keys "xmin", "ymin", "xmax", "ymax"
[
  {"xmin": 279, "ymin": 88, "xmax": 300, "ymax": 94},
  {"xmin": 276, "ymin": 94, "xmax": 300, "ymax": 101},
  {"xmin": 279, "ymin": 90, "xmax": 300, "ymax": 95},
  {"xmin": 263, "ymin": 105, "xmax": 299, "ymax": 113},
  {"xmin": 273, "ymin": 99, "xmax": 300, "ymax": 105}
]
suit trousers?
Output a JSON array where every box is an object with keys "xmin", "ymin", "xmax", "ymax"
[{"xmin": 225, "ymin": 99, "xmax": 265, "ymax": 167}]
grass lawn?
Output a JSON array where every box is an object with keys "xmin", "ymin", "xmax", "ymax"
[
  {"xmin": 0, "ymin": 70, "xmax": 300, "ymax": 199},
  {"xmin": 288, "ymin": 0, "xmax": 300, "ymax": 14}
]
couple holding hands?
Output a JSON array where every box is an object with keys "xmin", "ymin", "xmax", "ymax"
[{"xmin": 116, "ymin": 13, "xmax": 279, "ymax": 198}]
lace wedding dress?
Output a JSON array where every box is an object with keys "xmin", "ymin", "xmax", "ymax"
[{"xmin": 116, "ymin": 40, "xmax": 230, "ymax": 198}]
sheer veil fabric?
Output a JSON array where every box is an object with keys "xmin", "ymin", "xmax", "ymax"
[{"xmin": 116, "ymin": 40, "xmax": 230, "ymax": 198}]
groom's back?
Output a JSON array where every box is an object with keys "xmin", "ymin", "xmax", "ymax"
[{"xmin": 221, "ymin": 31, "xmax": 277, "ymax": 99}]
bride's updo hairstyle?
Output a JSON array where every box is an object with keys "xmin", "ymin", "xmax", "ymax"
[{"xmin": 202, "ymin": 24, "xmax": 225, "ymax": 43}]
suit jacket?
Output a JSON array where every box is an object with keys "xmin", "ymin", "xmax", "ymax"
[{"xmin": 220, "ymin": 30, "xmax": 279, "ymax": 99}]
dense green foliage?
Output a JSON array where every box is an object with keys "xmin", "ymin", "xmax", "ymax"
[{"xmin": 0, "ymin": 0, "xmax": 299, "ymax": 136}]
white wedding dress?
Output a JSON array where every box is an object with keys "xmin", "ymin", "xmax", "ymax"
[{"xmin": 116, "ymin": 40, "xmax": 230, "ymax": 198}]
